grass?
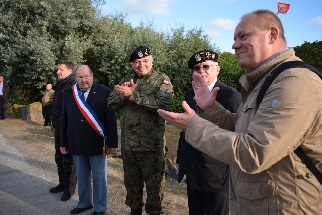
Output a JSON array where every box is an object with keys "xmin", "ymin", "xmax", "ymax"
[
  {"xmin": 165, "ymin": 124, "xmax": 181, "ymax": 161},
  {"xmin": 24, "ymin": 117, "xmax": 181, "ymax": 161}
]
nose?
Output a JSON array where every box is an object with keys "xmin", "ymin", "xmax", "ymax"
[
  {"xmin": 232, "ymin": 39, "xmax": 240, "ymax": 50},
  {"xmin": 196, "ymin": 68, "xmax": 205, "ymax": 73},
  {"xmin": 138, "ymin": 61, "xmax": 144, "ymax": 67}
]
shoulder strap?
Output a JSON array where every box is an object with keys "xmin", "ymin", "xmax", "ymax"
[
  {"xmin": 257, "ymin": 61, "xmax": 322, "ymax": 106},
  {"xmin": 294, "ymin": 147, "xmax": 322, "ymax": 185},
  {"xmin": 256, "ymin": 61, "xmax": 322, "ymax": 185}
]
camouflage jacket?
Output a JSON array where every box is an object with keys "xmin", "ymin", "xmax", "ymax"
[{"xmin": 107, "ymin": 70, "xmax": 173, "ymax": 151}]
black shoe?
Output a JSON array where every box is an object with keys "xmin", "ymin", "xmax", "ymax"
[
  {"xmin": 92, "ymin": 211, "xmax": 105, "ymax": 215},
  {"xmin": 70, "ymin": 206, "xmax": 93, "ymax": 214},
  {"xmin": 131, "ymin": 208, "xmax": 142, "ymax": 215},
  {"xmin": 61, "ymin": 191, "xmax": 71, "ymax": 201},
  {"xmin": 49, "ymin": 184, "xmax": 64, "ymax": 193}
]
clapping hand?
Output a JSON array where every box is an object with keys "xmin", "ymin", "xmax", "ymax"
[
  {"xmin": 115, "ymin": 79, "xmax": 137, "ymax": 101},
  {"xmin": 157, "ymin": 101, "xmax": 196, "ymax": 131},
  {"xmin": 192, "ymin": 72, "xmax": 220, "ymax": 110}
]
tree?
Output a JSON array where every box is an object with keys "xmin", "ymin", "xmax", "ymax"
[
  {"xmin": 0, "ymin": 0, "xmax": 101, "ymax": 104},
  {"xmin": 84, "ymin": 12, "xmax": 134, "ymax": 87},
  {"xmin": 1, "ymin": 0, "xmax": 241, "ymax": 112},
  {"xmin": 86, "ymin": 19, "xmax": 217, "ymax": 112},
  {"xmin": 293, "ymin": 41, "xmax": 322, "ymax": 70},
  {"xmin": 218, "ymin": 52, "xmax": 244, "ymax": 90}
]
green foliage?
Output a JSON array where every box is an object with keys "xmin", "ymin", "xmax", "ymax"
[
  {"xmin": 161, "ymin": 27, "xmax": 214, "ymax": 94},
  {"xmin": 293, "ymin": 41, "xmax": 322, "ymax": 69},
  {"xmin": 0, "ymin": 0, "xmax": 99, "ymax": 103},
  {"xmin": 7, "ymin": 0, "xmax": 315, "ymax": 109},
  {"xmin": 86, "ymin": 13, "xmax": 134, "ymax": 87},
  {"xmin": 218, "ymin": 52, "xmax": 244, "ymax": 90},
  {"xmin": 170, "ymin": 88, "xmax": 186, "ymax": 113}
]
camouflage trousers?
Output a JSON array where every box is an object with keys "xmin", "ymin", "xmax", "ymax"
[{"xmin": 122, "ymin": 149, "xmax": 165, "ymax": 214}]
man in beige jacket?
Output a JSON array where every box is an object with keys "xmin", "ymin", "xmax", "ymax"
[
  {"xmin": 158, "ymin": 9, "xmax": 322, "ymax": 215},
  {"xmin": 41, "ymin": 83, "xmax": 55, "ymax": 126}
]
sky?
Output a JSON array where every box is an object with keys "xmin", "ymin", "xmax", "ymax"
[{"xmin": 99, "ymin": 0, "xmax": 322, "ymax": 53}]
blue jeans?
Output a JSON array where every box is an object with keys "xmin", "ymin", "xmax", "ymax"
[{"xmin": 73, "ymin": 154, "xmax": 107, "ymax": 212}]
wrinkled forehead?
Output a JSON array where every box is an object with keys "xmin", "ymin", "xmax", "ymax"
[
  {"xmin": 234, "ymin": 15, "xmax": 257, "ymax": 37},
  {"xmin": 76, "ymin": 69, "xmax": 92, "ymax": 77}
]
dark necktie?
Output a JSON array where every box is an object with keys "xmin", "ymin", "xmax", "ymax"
[{"xmin": 81, "ymin": 90, "xmax": 86, "ymax": 99}]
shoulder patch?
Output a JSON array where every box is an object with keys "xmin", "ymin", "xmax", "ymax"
[
  {"xmin": 163, "ymin": 80, "xmax": 169, "ymax": 85},
  {"xmin": 271, "ymin": 99, "xmax": 280, "ymax": 108}
]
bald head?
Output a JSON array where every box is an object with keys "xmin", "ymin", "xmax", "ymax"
[
  {"xmin": 76, "ymin": 65, "xmax": 94, "ymax": 91},
  {"xmin": 232, "ymin": 9, "xmax": 287, "ymax": 72},
  {"xmin": 241, "ymin": 9, "xmax": 286, "ymax": 45}
]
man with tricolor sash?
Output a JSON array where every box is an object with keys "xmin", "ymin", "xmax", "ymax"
[{"xmin": 60, "ymin": 65, "xmax": 118, "ymax": 215}]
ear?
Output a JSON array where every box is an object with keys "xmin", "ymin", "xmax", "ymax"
[{"xmin": 269, "ymin": 27, "xmax": 278, "ymax": 44}]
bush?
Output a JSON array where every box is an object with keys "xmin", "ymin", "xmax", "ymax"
[{"xmin": 170, "ymin": 88, "xmax": 186, "ymax": 113}]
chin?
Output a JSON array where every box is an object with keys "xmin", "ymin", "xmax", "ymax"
[{"xmin": 237, "ymin": 59, "xmax": 246, "ymax": 68}]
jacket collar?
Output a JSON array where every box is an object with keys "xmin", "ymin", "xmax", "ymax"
[
  {"xmin": 85, "ymin": 83, "xmax": 97, "ymax": 104},
  {"xmin": 133, "ymin": 69, "xmax": 154, "ymax": 83},
  {"xmin": 239, "ymin": 48, "xmax": 296, "ymax": 92},
  {"xmin": 56, "ymin": 73, "xmax": 75, "ymax": 91}
]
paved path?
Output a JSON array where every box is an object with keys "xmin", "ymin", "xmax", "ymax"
[
  {"xmin": 0, "ymin": 118, "xmax": 188, "ymax": 215},
  {"xmin": 0, "ymin": 119, "xmax": 78, "ymax": 215}
]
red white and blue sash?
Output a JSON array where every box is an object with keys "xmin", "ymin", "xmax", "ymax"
[{"xmin": 71, "ymin": 84, "xmax": 106, "ymax": 139}]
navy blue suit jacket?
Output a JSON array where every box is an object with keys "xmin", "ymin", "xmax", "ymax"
[
  {"xmin": 60, "ymin": 83, "xmax": 118, "ymax": 156},
  {"xmin": 176, "ymin": 80, "xmax": 241, "ymax": 192}
]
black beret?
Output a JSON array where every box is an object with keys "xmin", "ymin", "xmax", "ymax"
[
  {"xmin": 129, "ymin": 46, "xmax": 151, "ymax": 62},
  {"xmin": 188, "ymin": 50, "xmax": 218, "ymax": 69}
]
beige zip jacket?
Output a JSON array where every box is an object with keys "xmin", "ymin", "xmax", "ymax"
[{"xmin": 186, "ymin": 48, "xmax": 322, "ymax": 214}]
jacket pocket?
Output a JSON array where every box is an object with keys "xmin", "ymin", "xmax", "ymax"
[
  {"xmin": 235, "ymin": 181, "xmax": 277, "ymax": 215},
  {"xmin": 241, "ymin": 96, "xmax": 257, "ymax": 112}
]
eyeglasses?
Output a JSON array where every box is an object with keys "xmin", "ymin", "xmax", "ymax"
[{"xmin": 193, "ymin": 64, "xmax": 217, "ymax": 71}]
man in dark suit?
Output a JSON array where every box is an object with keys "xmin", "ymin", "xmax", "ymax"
[
  {"xmin": 0, "ymin": 75, "xmax": 9, "ymax": 120},
  {"xmin": 176, "ymin": 50, "xmax": 241, "ymax": 215},
  {"xmin": 60, "ymin": 65, "xmax": 118, "ymax": 215},
  {"xmin": 50, "ymin": 59, "xmax": 77, "ymax": 201}
]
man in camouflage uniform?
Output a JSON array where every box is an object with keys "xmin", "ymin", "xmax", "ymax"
[{"xmin": 107, "ymin": 46, "xmax": 173, "ymax": 215}]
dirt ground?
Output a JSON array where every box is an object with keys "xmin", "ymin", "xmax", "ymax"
[{"xmin": 0, "ymin": 117, "xmax": 188, "ymax": 215}]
